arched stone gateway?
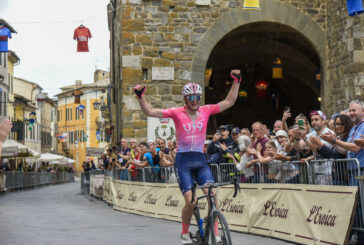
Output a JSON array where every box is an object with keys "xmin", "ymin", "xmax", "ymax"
[
  {"xmin": 108, "ymin": 0, "xmax": 364, "ymax": 141},
  {"xmin": 191, "ymin": 0, "xmax": 326, "ymax": 85},
  {"xmin": 190, "ymin": 0, "xmax": 326, "ymax": 129}
]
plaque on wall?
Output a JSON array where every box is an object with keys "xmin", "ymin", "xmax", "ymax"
[
  {"xmin": 196, "ymin": 0, "xmax": 211, "ymax": 6},
  {"xmin": 147, "ymin": 117, "xmax": 176, "ymax": 142},
  {"xmin": 86, "ymin": 147, "xmax": 104, "ymax": 157},
  {"xmin": 152, "ymin": 67, "xmax": 174, "ymax": 80}
]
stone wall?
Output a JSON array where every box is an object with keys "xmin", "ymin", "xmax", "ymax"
[
  {"xmin": 325, "ymin": 0, "xmax": 364, "ymax": 115},
  {"xmin": 110, "ymin": 0, "xmax": 333, "ymax": 141}
]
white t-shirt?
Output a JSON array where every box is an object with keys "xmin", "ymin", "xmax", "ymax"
[{"xmin": 307, "ymin": 127, "xmax": 334, "ymax": 174}]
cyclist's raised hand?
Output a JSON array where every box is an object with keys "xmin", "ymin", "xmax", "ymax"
[
  {"xmin": 230, "ymin": 69, "xmax": 242, "ymax": 83},
  {"xmin": 134, "ymin": 84, "xmax": 146, "ymax": 99}
]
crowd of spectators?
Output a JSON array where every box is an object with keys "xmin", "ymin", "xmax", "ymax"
[
  {"xmin": 97, "ymin": 137, "xmax": 176, "ymax": 181},
  {"xmin": 95, "ymin": 100, "xmax": 364, "ymax": 185},
  {"xmin": 0, "ymin": 159, "xmax": 74, "ymax": 174}
]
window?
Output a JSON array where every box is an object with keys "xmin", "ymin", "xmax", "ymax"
[
  {"xmin": 11, "ymin": 75, "xmax": 13, "ymax": 93},
  {"xmin": 57, "ymin": 110, "xmax": 60, "ymax": 121},
  {"xmin": 70, "ymin": 108, "xmax": 72, "ymax": 121},
  {"xmin": 4, "ymin": 92, "xmax": 6, "ymax": 117},
  {"xmin": 69, "ymin": 131, "xmax": 73, "ymax": 144},
  {"xmin": 0, "ymin": 52, "xmax": 2, "ymax": 66},
  {"xmin": 4, "ymin": 53, "xmax": 6, "ymax": 68},
  {"xmin": 75, "ymin": 107, "xmax": 79, "ymax": 120},
  {"xmin": 66, "ymin": 108, "xmax": 69, "ymax": 121},
  {"xmin": 81, "ymin": 130, "xmax": 85, "ymax": 142},
  {"xmin": 0, "ymin": 89, "xmax": 3, "ymax": 116}
]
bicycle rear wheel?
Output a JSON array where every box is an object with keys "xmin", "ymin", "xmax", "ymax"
[{"xmin": 210, "ymin": 210, "xmax": 232, "ymax": 245}]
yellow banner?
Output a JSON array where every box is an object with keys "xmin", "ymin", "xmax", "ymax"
[{"xmin": 100, "ymin": 177, "xmax": 357, "ymax": 245}]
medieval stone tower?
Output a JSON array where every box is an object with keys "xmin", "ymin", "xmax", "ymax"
[{"xmin": 107, "ymin": 0, "xmax": 364, "ymax": 142}]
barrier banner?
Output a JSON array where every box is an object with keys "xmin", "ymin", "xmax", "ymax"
[
  {"xmin": 0, "ymin": 174, "xmax": 5, "ymax": 191},
  {"xmin": 102, "ymin": 176, "xmax": 114, "ymax": 204},
  {"xmin": 90, "ymin": 175, "xmax": 104, "ymax": 198},
  {"xmin": 102, "ymin": 178, "xmax": 357, "ymax": 245}
]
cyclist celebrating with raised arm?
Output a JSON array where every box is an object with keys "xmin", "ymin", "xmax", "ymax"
[{"xmin": 134, "ymin": 69, "xmax": 242, "ymax": 245}]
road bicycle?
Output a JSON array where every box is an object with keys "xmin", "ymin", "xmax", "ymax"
[{"xmin": 190, "ymin": 176, "xmax": 240, "ymax": 245}]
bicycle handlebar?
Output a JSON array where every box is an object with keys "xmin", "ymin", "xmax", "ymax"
[{"xmin": 190, "ymin": 176, "xmax": 241, "ymax": 203}]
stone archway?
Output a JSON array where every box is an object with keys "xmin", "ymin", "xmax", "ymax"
[{"xmin": 191, "ymin": 0, "xmax": 326, "ymax": 105}]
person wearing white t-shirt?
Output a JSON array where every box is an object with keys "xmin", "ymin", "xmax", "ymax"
[{"xmin": 304, "ymin": 110, "xmax": 334, "ymax": 185}]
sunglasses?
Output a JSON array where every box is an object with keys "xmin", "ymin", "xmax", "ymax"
[
  {"xmin": 334, "ymin": 123, "xmax": 344, "ymax": 127},
  {"xmin": 187, "ymin": 95, "xmax": 201, "ymax": 102}
]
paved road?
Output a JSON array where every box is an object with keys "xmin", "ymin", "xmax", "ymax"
[{"xmin": 0, "ymin": 181, "xmax": 295, "ymax": 245}]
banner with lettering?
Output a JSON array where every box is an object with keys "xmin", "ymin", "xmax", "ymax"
[
  {"xmin": 90, "ymin": 174, "xmax": 104, "ymax": 198},
  {"xmin": 99, "ymin": 177, "xmax": 357, "ymax": 245},
  {"xmin": 0, "ymin": 174, "xmax": 5, "ymax": 191}
]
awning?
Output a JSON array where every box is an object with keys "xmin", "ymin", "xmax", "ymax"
[
  {"xmin": 2, "ymin": 140, "xmax": 40, "ymax": 157},
  {"xmin": 61, "ymin": 157, "xmax": 75, "ymax": 164},
  {"xmin": 38, "ymin": 153, "xmax": 64, "ymax": 162}
]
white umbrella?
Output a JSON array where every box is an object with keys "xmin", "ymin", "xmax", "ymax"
[
  {"xmin": 38, "ymin": 153, "xmax": 64, "ymax": 162},
  {"xmin": 62, "ymin": 157, "xmax": 75, "ymax": 164},
  {"xmin": 2, "ymin": 139, "xmax": 40, "ymax": 157}
]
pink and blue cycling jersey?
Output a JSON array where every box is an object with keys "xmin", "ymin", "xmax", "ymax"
[{"xmin": 163, "ymin": 104, "xmax": 220, "ymax": 153}]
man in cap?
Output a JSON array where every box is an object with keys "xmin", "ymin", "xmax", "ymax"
[
  {"xmin": 303, "ymin": 110, "xmax": 334, "ymax": 185},
  {"xmin": 275, "ymin": 129, "xmax": 288, "ymax": 154},
  {"xmin": 207, "ymin": 125, "xmax": 235, "ymax": 164}
]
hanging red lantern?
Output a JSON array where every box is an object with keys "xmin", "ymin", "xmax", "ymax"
[{"xmin": 255, "ymin": 79, "xmax": 268, "ymax": 99}]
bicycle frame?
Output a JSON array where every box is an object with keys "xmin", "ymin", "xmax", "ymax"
[
  {"xmin": 192, "ymin": 187, "xmax": 216, "ymax": 244},
  {"xmin": 191, "ymin": 177, "xmax": 239, "ymax": 245}
]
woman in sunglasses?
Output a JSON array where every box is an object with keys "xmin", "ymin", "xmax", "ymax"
[
  {"xmin": 134, "ymin": 69, "xmax": 241, "ymax": 245},
  {"xmin": 311, "ymin": 114, "xmax": 353, "ymax": 185}
]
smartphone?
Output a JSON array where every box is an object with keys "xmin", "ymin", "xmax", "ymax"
[
  {"xmin": 285, "ymin": 106, "xmax": 290, "ymax": 112},
  {"xmin": 298, "ymin": 119, "xmax": 304, "ymax": 130}
]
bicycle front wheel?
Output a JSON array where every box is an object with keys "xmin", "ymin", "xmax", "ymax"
[{"xmin": 210, "ymin": 210, "xmax": 232, "ymax": 245}]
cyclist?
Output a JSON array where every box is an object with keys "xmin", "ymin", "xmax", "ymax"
[{"xmin": 134, "ymin": 69, "xmax": 241, "ymax": 244}]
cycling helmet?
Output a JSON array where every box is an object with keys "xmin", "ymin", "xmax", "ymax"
[{"xmin": 182, "ymin": 82, "xmax": 202, "ymax": 96}]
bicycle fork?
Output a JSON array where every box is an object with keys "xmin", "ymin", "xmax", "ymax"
[{"xmin": 193, "ymin": 206, "xmax": 204, "ymax": 238}]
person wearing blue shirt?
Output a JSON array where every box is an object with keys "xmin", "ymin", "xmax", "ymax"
[
  {"xmin": 321, "ymin": 100, "xmax": 364, "ymax": 244},
  {"xmin": 143, "ymin": 142, "xmax": 161, "ymax": 182},
  {"xmin": 322, "ymin": 100, "xmax": 364, "ymax": 177}
]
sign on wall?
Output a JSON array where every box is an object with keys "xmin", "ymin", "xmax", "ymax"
[
  {"xmin": 147, "ymin": 117, "xmax": 176, "ymax": 142},
  {"xmin": 86, "ymin": 147, "xmax": 104, "ymax": 157},
  {"xmin": 196, "ymin": 0, "xmax": 211, "ymax": 5},
  {"xmin": 152, "ymin": 67, "xmax": 174, "ymax": 80},
  {"xmin": 1, "ymin": 146, "xmax": 18, "ymax": 157}
]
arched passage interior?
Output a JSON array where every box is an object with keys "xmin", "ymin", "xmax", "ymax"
[{"xmin": 204, "ymin": 22, "xmax": 321, "ymax": 133}]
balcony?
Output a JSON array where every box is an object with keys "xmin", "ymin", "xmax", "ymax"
[{"xmin": 11, "ymin": 121, "xmax": 25, "ymax": 141}]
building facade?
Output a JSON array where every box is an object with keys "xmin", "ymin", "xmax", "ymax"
[
  {"xmin": 36, "ymin": 93, "xmax": 57, "ymax": 154},
  {"xmin": 13, "ymin": 77, "xmax": 42, "ymax": 153},
  {"xmin": 108, "ymin": 0, "xmax": 364, "ymax": 142},
  {"xmin": 0, "ymin": 20, "xmax": 16, "ymax": 122},
  {"xmin": 56, "ymin": 71, "xmax": 111, "ymax": 173},
  {"xmin": 7, "ymin": 51, "xmax": 19, "ymax": 124}
]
